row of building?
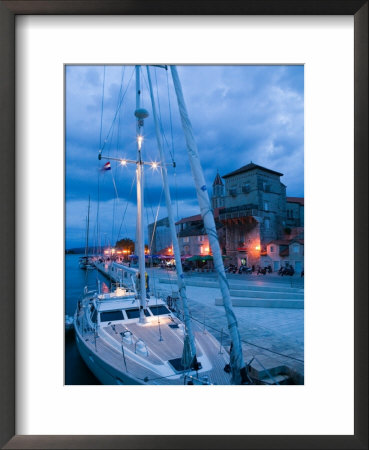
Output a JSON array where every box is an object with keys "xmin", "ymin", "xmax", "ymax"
[{"xmin": 148, "ymin": 162, "xmax": 304, "ymax": 273}]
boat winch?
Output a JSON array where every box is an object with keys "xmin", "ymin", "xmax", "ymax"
[{"xmin": 135, "ymin": 339, "xmax": 149, "ymax": 356}]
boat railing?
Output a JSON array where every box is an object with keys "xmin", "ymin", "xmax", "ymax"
[
  {"xmin": 119, "ymin": 332, "xmax": 129, "ymax": 372},
  {"xmin": 83, "ymin": 285, "xmax": 97, "ymax": 296}
]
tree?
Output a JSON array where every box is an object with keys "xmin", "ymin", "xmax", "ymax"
[{"xmin": 115, "ymin": 238, "xmax": 135, "ymax": 253}]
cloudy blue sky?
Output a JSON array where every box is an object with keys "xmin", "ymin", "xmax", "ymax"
[{"xmin": 66, "ymin": 65, "xmax": 304, "ymax": 249}]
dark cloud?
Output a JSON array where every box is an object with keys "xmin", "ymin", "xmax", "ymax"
[{"xmin": 66, "ymin": 65, "xmax": 304, "ymax": 248}]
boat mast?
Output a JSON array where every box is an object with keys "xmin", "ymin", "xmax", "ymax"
[
  {"xmin": 135, "ymin": 66, "xmax": 148, "ymax": 323},
  {"xmin": 146, "ymin": 66, "xmax": 197, "ymax": 361},
  {"xmin": 170, "ymin": 66, "xmax": 247, "ymax": 384},
  {"xmin": 85, "ymin": 195, "xmax": 90, "ymax": 257}
]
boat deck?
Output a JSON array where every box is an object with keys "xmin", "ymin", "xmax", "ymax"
[{"xmin": 75, "ymin": 307, "xmax": 232, "ymax": 385}]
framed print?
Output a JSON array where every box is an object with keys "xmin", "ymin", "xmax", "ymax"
[{"xmin": 0, "ymin": 1, "xmax": 367, "ymax": 449}]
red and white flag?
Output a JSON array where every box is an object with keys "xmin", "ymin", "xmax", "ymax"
[{"xmin": 101, "ymin": 161, "xmax": 111, "ymax": 171}]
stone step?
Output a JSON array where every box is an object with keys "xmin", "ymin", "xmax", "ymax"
[
  {"xmin": 230, "ymin": 289, "xmax": 304, "ymax": 300},
  {"xmin": 159, "ymin": 278, "xmax": 304, "ymax": 294},
  {"xmin": 254, "ymin": 374, "xmax": 291, "ymax": 385},
  {"xmin": 230, "ymin": 284, "xmax": 303, "ymax": 294},
  {"xmin": 215, "ymin": 297, "xmax": 304, "ymax": 309},
  {"xmin": 247, "ymin": 356, "xmax": 292, "ymax": 384}
]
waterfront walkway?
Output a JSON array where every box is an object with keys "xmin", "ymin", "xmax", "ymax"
[{"xmin": 148, "ymin": 268, "xmax": 304, "ymax": 383}]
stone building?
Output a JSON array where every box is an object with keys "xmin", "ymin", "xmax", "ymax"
[
  {"xmin": 212, "ymin": 172, "xmax": 225, "ymax": 209},
  {"xmin": 149, "ymin": 164, "xmax": 304, "ymax": 270},
  {"xmin": 286, "ymin": 197, "xmax": 304, "ymax": 228},
  {"xmin": 147, "ymin": 216, "xmax": 171, "ymax": 255},
  {"xmin": 214, "ymin": 162, "xmax": 288, "ymax": 267},
  {"xmin": 264, "ymin": 238, "xmax": 304, "ymax": 274},
  {"xmin": 175, "ymin": 209, "xmax": 224, "ymax": 256}
]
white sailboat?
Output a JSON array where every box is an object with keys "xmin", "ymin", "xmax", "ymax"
[{"xmin": 74, "ymin": 65, "xmax": 249, "ymax": 385}]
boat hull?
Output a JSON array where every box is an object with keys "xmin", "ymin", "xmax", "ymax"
[{"xmin": 75, "ymin": 326, "xmax": 142, "ymax": 385}]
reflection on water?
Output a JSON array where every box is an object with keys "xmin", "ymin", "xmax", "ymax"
[{"xmin": 65, "ymin": 254, "xmax": 111, "ymax": 385}]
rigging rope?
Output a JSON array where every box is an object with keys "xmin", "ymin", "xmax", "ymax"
[
  {"xmin": 115, "ymin": 173, "xmax": 136, "ymax": 245},
  {"xmin": 148, "ymin": 187, "xmax": 164, "ymax": 255},
  {"xmin": 99, "ymin": 67, "xmax": 135, "ymax": 155},
  {"xmin": 94, "ymin": 66, "xmax": 106, "ymax": 255},
  {"xmin": 165, "ymin": 68, "xmax": 179, "ymax": 221},
  {"xmin": 187, "ymin": 314, "xmax": 304, "ymax": 364},
  {"xmin": 111, "ymin": 67, "xmax": 126, "ymax": 245},
  {"xmin": 99, "ymin": 66, "xmax": 106, "ymax": 149}
]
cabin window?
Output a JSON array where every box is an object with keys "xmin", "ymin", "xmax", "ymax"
[
  {"xmin": 149, "ymin": 305, "xmax": 171, "ymax": 316},
  {"xmin": 126, "ymin": 308, "xmax": 150, "ymax": 319},
  {"xmin": 100, "ymin": 310, "xmax": 124, "ymax": 322}
]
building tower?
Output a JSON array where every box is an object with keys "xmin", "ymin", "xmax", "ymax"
[{"xmin": 212, "ymin": 171, "xmax": 225, "ymax": 209}]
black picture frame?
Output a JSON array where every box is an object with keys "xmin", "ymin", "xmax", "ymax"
[{"xmin": 0, "ymin": 1, "xmax": 367, "ymax": 449}]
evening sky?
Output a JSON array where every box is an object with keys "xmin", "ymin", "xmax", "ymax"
[{"xmin": 66, "ymin": 65, "xmax": 304, "ymax": 249}]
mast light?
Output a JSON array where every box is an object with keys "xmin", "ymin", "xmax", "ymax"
[{"xmin": 137, "ymin": 135, "xmax": 144, "ymax": 150}]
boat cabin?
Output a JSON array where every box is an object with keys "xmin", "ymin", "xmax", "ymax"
[{"xmin": 85, "ymin": 291, "xmax": 173, "ymax": 330}]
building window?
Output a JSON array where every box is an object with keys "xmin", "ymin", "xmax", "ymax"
[
  {"xmin": 183, "ymin": 237, "xmax": 189, "ymax": 243},
  {"xmin": 292, "ymin": 244, "xmax": 299, "ymax": 254},
  {"xmin": 270, "ymin": 245, "xmax": 275, "ymax": 253},
  {"xmin": 200, "ymin": 245, "xmax": 204, "ymax": 254},
  {"xmin": 264, "ymin": 201, "xmax": 269, "ymax": 211},
  {"xmin": 263, "ymin": 182, "xmax": 270, "ymax": 192},
  {"xmin": 229, "ymin": 188, "xmax": 237, "ymax": 196},
  {"xmin": 242, "ymin": 183, "xmax": 250, "ymax": 193},
  {"xmin": 198, "ymin": 235, "xmax": 204, "ymax": 242},
  {"xmin": 265, "ymin": 218, "xmax": 270, "ymax": 229}
]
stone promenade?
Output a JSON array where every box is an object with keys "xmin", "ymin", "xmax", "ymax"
[{"xmin": 148, "ymin": 268, "xmax": 304, "ymax": 384}]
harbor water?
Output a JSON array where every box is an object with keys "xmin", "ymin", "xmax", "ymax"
[{"xmin": 65, "ymin": 254, "xmax": 110, "ymax": 385}]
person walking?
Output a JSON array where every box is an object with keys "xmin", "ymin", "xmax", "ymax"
[{"xmin": 145, "ymin": 272, "xmax": 150, "ymax": 298}]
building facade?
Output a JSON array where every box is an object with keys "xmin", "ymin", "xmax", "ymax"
[
  {"xmin": 147, "ymin": 217, "xmax": 172, "ymax": 255},
  {"xmin": 263, "ymin": 238, "xmax": 304, "ymax": 274},
  {"xmin": 175, "ymin": 209, "xmax": 224, "ymax": 257},
  {"xmin": 150, "ymin": 164, "xmax": 304, "ymax": 271},
  {"xmin": 215, "ymin": 162, "xmax": 288, "ymax": 267},
  {"xmin": 286, "ymin": 197, "xmax": 304, "ymax": 228}
]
